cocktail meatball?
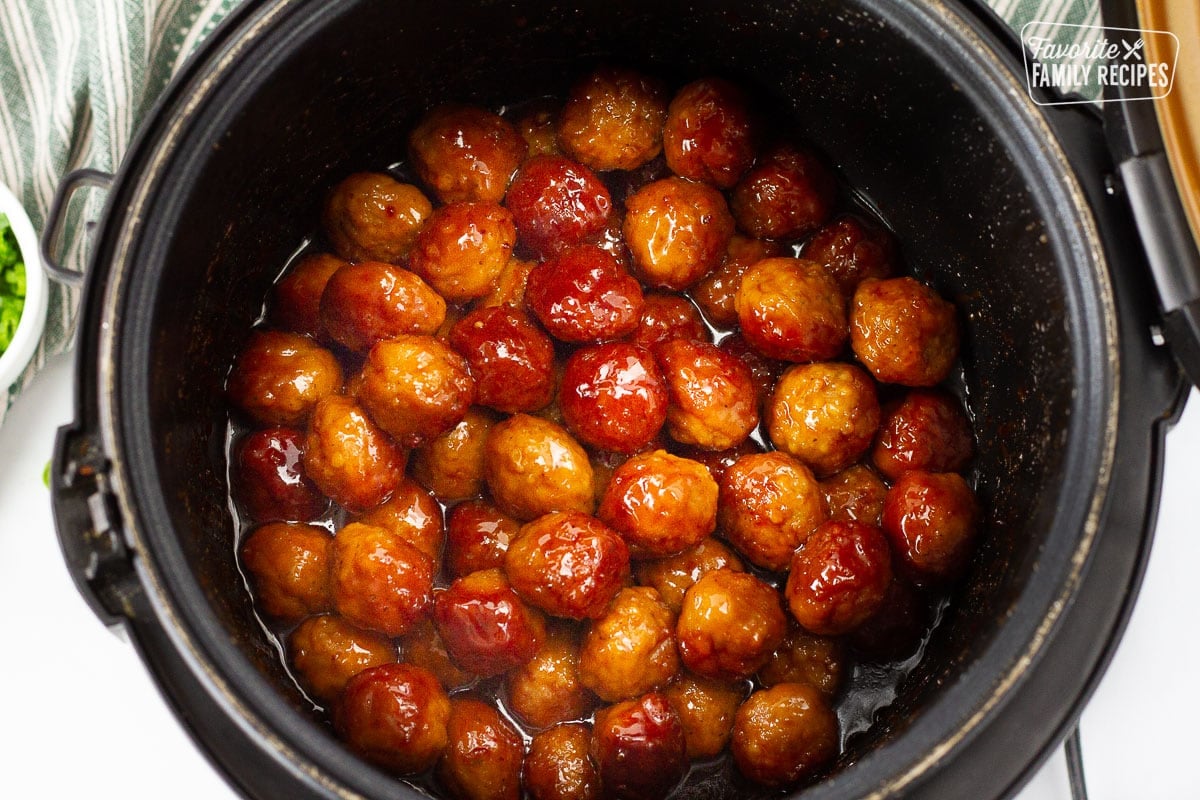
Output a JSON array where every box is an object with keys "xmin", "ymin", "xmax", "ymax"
[
  {"xmin": 662, "ymin": 78, "xmax": 756, "ymax": 189},
  {"xmin": 355, "ymin": 478, "xmax": 445, "ymax": 569},
  {"xmin": 227, "ymin": 331, "xmax": 342, "ymax": 427},
  {"xmin": 591, "ymin": 693, "xmax": 687, "ymax": 800},
  {"xmin": 445, "ymin": 500, "xmax": 520, "ymax": 578},
  {"xmin": 692, "ymin": 235, "xmax": 783, "ymax": 328},
  {"xmin": 335, "ymin": 663, "xmax": 451, "ymax": 775},
  {"xmin": 882, "ymin": 471, "xmax": 978, "ymax": 581},
  {"xmin": 758, "ymin": 623, "xmax": 846, "ymax": 698},
  {"xmin": 302, "ymin": 395, "xmax": 407, "ymax": 512},
  {"xmin": 526, "ymin": 246, "xmax": 644, "ymax": 343},
  {"xmin": 731, "ymin": 683, "xmax": 839, "ymax": 786},
  {"xmin": 578, "ymin": 586, "xmax": 680, "ymax": 702},
  {"xmin": 288, "ymin": 614, "xmax": 397, "ymax": 705},
  {"xmin": 400, "ymin": 619, "xmax": 477, "ymax": 691},
  {"xmin": 473, "ymin": 256, "xmax": 536, "ymax": 310},
  {"xmin": 821, "ymin": 464, "xmax": 888, "ymax": 526},
  {"xmin": 319, "ymin": 261, "xmax": 446, "ymax": 352},
  {"xmin": 848, "ymin": 578, "xmax": 930, "ymax": 662},
  {"xmin": 718, "ymin": 451, "xmax": 825, "ymax": 571},
  {"xmin": 803, "ymin": 214, "xmax": 897, "ymax": 297},
  {"xmin": 525, "ymin": 724, "xmax": 600, "ymax": 800},
  {"xmin": 597, "ymin": 451, "xmax": 719, "ymax": 559},
  {"xmin": 676, "ymin": 569, "xmax": 786, "ymax": 681},
  {"xmin": 656, "ymin": 338, "xmax": 759, "ymax": 451},
  {"xmin": 506, "ymin": 625, "xmax": 595, "ymax": 729},
  {"xmin": 408, "ymin": 202, "xmax": 517, "ymax": 302},
  {"xmin": 735, "ymin": 257, "xmax": 847, "ymax": 363},
  {"xmin": 410, "ymin": 407, "xmax": 496, "ymax": 502},
  {"xmin": 409, "ymin": 105, "xmax": 527, "ymax": 204},
  {"xmin": 669, "ymin": 438, "xmax": 765, "ymax": 486},
  {"xmin": 628, "ymin": 292, "xmax": 708, "ymax": 350},
  {"xmin": 449, "ymin": 307, "xmax": 555, "ymax": 413},
  {"xmin": 240, "ymin": 522, "xmax": 332, "ymax": 623},
  {"xmin": 557, "ymin": 67, "xmax": 667, "ymax": 172},
  {"xmin": 561, "ymin": 342, "xmax": 667, "ymax": 453},
  {"xmin": 731, "ymin": 144, "xmax": 835, "ymax": 240},
  {"xmin": 329, "ymin": 522, "xmax": 434, "ymax": 637},
  {"xmin": 767, "ymin": 362, "xmax": 881, "ymax": 477},
  {"xmin": 433, "ymin": 569, "xmax": 546, "ymax": 676},
  {"xmin": 623, "ymin": 177, "xmax": 735, "ymax": 291},
  {"xmin": 273, "ymin": 253, "xmax": 344, "ymax": 338},
  {"xmin": 850, "ymin": 277, "xmax": 959, "ymax": 386},
  {"xmin": 234, "ymin": 427, "xmax": 328, "ymax": 523},
  {"xmin": 484, "ymin": 414, "xmax": 595, "ymax": 521},
  {"xmin": 516, "ymin": 101, "xmax": 560, "ymax": 158},
  {"xmin": 322, "ymin": 172, "xmax": 432, "ymax": 263},
  {"xmin": 786, "ymin": 520, "xmax": 893, "ymax": 636},
  {"xmin": 872, "ymin": 388, "xmax": 973, "ymax": 480},
  {"xmin": 664, "ymin": 673, "xmax": 746, "ymax": 759},
  {"xmin": 437, "ymin": 698, "xmax": 524, "ymax": 800},
  {"xmin": 634, "ymin": 537, "xmax": 745, "ymax": 614},
  {"xmin": 506, "ymin": 155, "xmax": 612, "ymax": 257}
]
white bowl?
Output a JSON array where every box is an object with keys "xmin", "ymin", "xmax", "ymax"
[{"xmin": 0, "ymin": 181, "xmax": 49, "ymax": 391}]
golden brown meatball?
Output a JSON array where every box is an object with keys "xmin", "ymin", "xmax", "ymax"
[
  {"xmin": 408, "ymin": 202, "xmax": 517, "ymax": 302},
  {"xmin": 786, "ymin": 520, "xmax": 893, "ymax": 636},
  {"xmin": 676, "ymin": 569, "xmax": 786, "ymax": 681},
  {"xmin": 623, "ymin": 177, "xmax": 734, "ymax": 291},
  {"xmin": 656, "ymin": 338, "xmax": 759, "ymax": 451},
  {"xmin": 882, "ymin": 470, "xmax": 978, "ymax": 581},
  {"xmin": 662, "ymin": 78, "xmax": 757, "ymax": 189},
  {"xmin": 433, "ymin": 569, "xmax": 546, "ymax": 677},
  {"xmin": 691, "ymin": 235, "xmax": 783, "ymax": 329},
  {"xmin": 597, "ymin": 451, "xmax": 719, "ymax": 559},
  {"xmin": 356, "ymin": 335, "xmax": 476, "ymax": 448},
  {"xmin": 525, "ymin": 724, "xmax": 600, "ymax": 800},
  {"xmin": 288, "ymin": 614, "xmax": 397, "ymax": 705},
  {"xmin": 302, "ymin": 395, "xmax": 407, "ymax": 512},
  {"xmin": 319, "ymin": 261, "xmax": 446, "ymax": 352},
  {"xmin": 227, "ymin": 331, "xmax": 343, "ymax": 427},
  {"xmin": 872, "ymin": 388, "xmax": 973, "ymax": 480},
  {"xmin": 591, "ymin": 693, "xmax": 687, "ymax": 800},
  {"xmin": 355, "ymin": 478, "xmax": 444, "ymax": 570},
  {"xmin": 731, "ymin": 144, "xmax": 836, "ymax": 240},
  {"xmin": 850, "ymin": 277, "xmax": 959, "ymax": 386},
  {"xmin": 557, "ymin": 67, "xmax": 667, "ymax": 172},
  {"xmin": 718, "ymin": 451, "xmax": 826, "ymax": 571},
  {"xmin": 272, "ymin": 253, "xmax": 345, "ymax": 338},
  {"xmin": 820, "ymin": 464, "xmax": 888, "ymax": 526},
  {"xmin": 802, "ymin": 214, "xmax": 898, "ymax": 297},
  {"xmin": 663, "ymin": 673, "xmax": 747, "ymax": 759},
  {"xmin": 633, "ymin": 537, "xmax": 745, "ymax": 614},
  {"xmin": 322, "ymin": 172, "xmax": 432, "ymax": 263},
  {"xmin": 409, "ymin": 104, "xmax": 527, "ymax": 204},
  {"xmin": 484, "ymin": 414, "xmax": 596, "ymax": 521},
  {"xmin": 240, "ymin": 522, "xmax": 332, "ymax": 623},
  {"xmin": 731, "ymin": 683, "xmax": 839, "ymax": 786},
  {"xmin": 335, "ymin": 663, "xmax": 451, "ymax": 775},
  {"xmin": 473, "ymin": 256, "xmax": 536, "ymax": 310},
  {"xmin": 578, "ymin": 586, "xmax": 680, "ymax": 702},
  {"xmin": 329, "ymin": 522, "xmax": 435, "ymax": 637},
  {"xmin": 399, "ymin": 618, "xmax": 477, "ymax": 691},
  {"xmin": 766, "ymin": 362, "xmax": 881, "ymax": 477},
  {"xmin": 410, "ymin": 407, "xmax": 496, "ymax": 502},
  {"xmin": 515, "ymin": 102, "xmax": 561, "ymax": 158},
  {"xmin": 437, "ymin": 697, "xmax": 524, "ymax": 800},
  {"xmin": 758, "ymin": 623, "xmax": 846, "ymax": 698},
  {"xmin": 506, "ymin": 625, "xmax": 595, "ymax": 729},
  {"xmin": 735, "ymin": 257, "xmax": 847, "ymax": 363}
]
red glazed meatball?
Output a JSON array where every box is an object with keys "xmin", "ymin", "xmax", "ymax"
[
  {"xmin": 525, "ymin": 724, "xmax": 600, "ymax": 800},
  {"xmin": 449, "ymin": 307, "xmax": 555, "ymax": 413},
  {"xmin": 821, "ymin": 464, "xmax": 889, "ymax": 526},
  {"xmin": 330, "ymin": 522, "xmax": 434, "ymax": 637},
  {"xmin": 409, "ymin": 105, "xmax": 527, "ymax": 204},
  {"xmin": 850, "ymin": 277, "xmax": 960, "ymax": 386},
  {"xmin": 506, "ymin": 625, "xmax": 595, "ymax": 729},
  {"xmin": 731, "ymin": 144, "xmax": 836, "ymax": 240},
  {"xmin": 474, "ymin": 256, "xmax": 536, "ymax": 310},
  {"xmin": 355, "ymin": 479, "xmax": 445, "ymax": 569},
  {"xmin": 591, "ymin": 693, "xmax": 688, "ymax": 800},
  {"xmin": 767, "ymin": 362, "xmax": 881, "ymax": 477},
  {"xmin": 526, "ymin": 246, "xmax": 644, "ymax": 343},
  {"xmin": 561, "ymin": 342, "xmax": 667, "ymax": 453},
  {"xmin": 400, "ymin": 619, "xmax": 477, "ymax": 691},
  {"xmin": 628, "ymin": 292, "xmax": 708, "ymax": 350},
  {"xmin": 505, "ymin": 511, "xmax": 631, "ymax": 620},
  {"xmin": 882, "ymin": 470, "xmax": 979, "ymax": 581},
  {"xmin": 662, "ymin": 78, "xmax": 756, "ymax": 189},
  {"xmin": 445, "ymin": 500, "xmax": 520, "ymax": 578},
  {"xmin": 848, "ymin": 578, "xmax": 930, "ymax": 662},
  {"xmin": 288, "ymin": 614, "xmax": 397, "ymax": 705},
  {"xmin": 319, "ymin": 261, "xmax": 447, "ymax": 352},
  {"xmin": 656, "ymin": 338, "xmax": 759, "ymax": 451},
  {"xmin": 408, "ymin": 202, "xmax": 517, "ymax": 302},
  {"xmin": 786, "ymin": 520, "xmax": 893, "ymax": 636},
  {"xmin": 623, "ymin": 177, "xmax": 735, "ymax": 292},
  {"xmin": 692, "ymin": 235, "xmax": 783, "ymax": 328},
  {"xmin": 357, "ymin": 335, "xmax": 476, "ymax": 447},
  {"xmin": 731, "ymin": 683, "xmax": 839, "ymax": 786},
  {"xmin": 273, "ymin": 253, "xmax": 345, "ymax": 337},
  {"xmin": 872, "ymin": 388, "xmax": 973, "ymax": 480},
  {"xmin": 240, "ymin": 522, "xmax": 332, "ymax": 623},
  {"xmin": 676, "ymin": 569, "xmax": 786, "ymax": 681},
  {"xmin": 335, "ymin": 663, "xmax": 451, "ymax": 775},
  {"xmin": 234, "ymin": 427, "xmax": 328, "ymax": 523},
  {"xmin": 322, "ymin": 173, "xmax": 432, "ymax": 263},
  {"xmin": 484, "ymin": 414, "xmax": 596, "ymax": 521},
  {"xmin": 578, "ymin": 586, "xmax": 680, "ymax": 702},
  {"xmin": 433, "ymin": 568, "xmax": 545, "ymax": 676},
  {"xmin": 557, "ymin": 67, "xmax": 667, "ymax": 172},
  {"xmin": 597, "ymin": 451, "xmax": 719, "ymax": 559},
  {"xmin": 410, "ymin": 407, "xmax": 496, "ymax": 502},
  {"xmin": 227, "ymin": 331, "xmax": 343, "ymax": 427},
  {"xmin": 303, "ymin": 395, "xmax": 407, "ymax": 512},
  {"xmin": 718, "ymin": 451, "xmax": 825, "ymax": 571},
  {"xmin": 803, "ymin": 214, "xmax": 898, "ymax": 297},
  {"xmin": 437, "ymin": 698, "xmax": 524, "ymax": 800},
  {"xmin": 506, "ymin": 155, "xmax": 613, "ymax": 257},
  {"xmin": 634, "ymin": 537, "xmax": 745, "ymax": 614},
  {"xmin": 664, "ymin": 673, "xmax": 747, "ymax": 759},
  {"xmin": 758, "ymin": 623, "xmax": 846, "ymax": 698},
  {"xmin": 735, "ymin": 257, "xmax": 847, "ymax": 363}
]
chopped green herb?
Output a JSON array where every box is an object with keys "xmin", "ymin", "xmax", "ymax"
[
  {"xmin": 0, "ymin": 212, "xmax": 26, "ymax": 354},
  {"xmin": 43, "ymin": 459, "xmax": 51, "ymax": 489}
]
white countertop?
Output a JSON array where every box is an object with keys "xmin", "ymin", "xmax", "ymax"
[{"xmin": 1, "ymin": 353, "xmax": 1196, "ymax": 799}]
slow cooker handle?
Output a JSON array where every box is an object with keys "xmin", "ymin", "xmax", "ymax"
[{"xmin": 41, "ymin": 168, "xmax": 113, "ymax": 287}]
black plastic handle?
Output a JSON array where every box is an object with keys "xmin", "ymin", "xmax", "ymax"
[{"xmin": 40, "ymin": 168, "xmax": 113, "ymax": 287}]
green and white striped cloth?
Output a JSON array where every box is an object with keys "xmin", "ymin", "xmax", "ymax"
[{"xmin": 0, "ymin": 0, "xmax": 1097, "ymax": 425}]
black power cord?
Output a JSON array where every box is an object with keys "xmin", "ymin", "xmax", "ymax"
[{"xmin": 1066, "ymin": 724, "xmax": 1091, "ymax": 800}]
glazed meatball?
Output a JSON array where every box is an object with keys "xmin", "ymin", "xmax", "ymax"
[
  {"xmin": 437, "ymin": 698, "xmax": 524, "ymax": 800},
  {"xmin": 767, "ymin": 362, "xmax": 881, "ymax": 477},
  {"xmin": 664, "ymin": 673, "xmax": 746, "ymax": 759},
  {"xmin": 433, "ymin": 568, "xmax": 545, "ymax": 676},
  {"xmin": 623, "ymin": 177, "xmax": 734, "ymax": 291},
  {"xmin": 288, "ymin": 614, "xmax": 397, "ymax": 705},
  {"xmin": 302, "ymin": 395, "xmax": 407, "ymax": 512},
  {"xmin": 731, "ymin": 683, "xmax": 839, "ymax": 786},
  {"xmin": 735, "ymin": 257, "xmax": 847, "ymax": 363},
  {"xmin": 821, "ymin": 464, "xmax": 888, "ymax": 526},
  {"xmin": 597, "ymin": 451, "xmax": 719, "ymax": 558},
  {"xmin": 234, "ymin": 427, "xmax": 328, "ymax": 523},
  {"xmin": 634, "ymin": 537, "xmax": 745, "ymax": 614},
  {"xmin": 329, "ymin": 522, "xmax": 434, "ymax": 637},
  {"xmin": 515, "ymin": 102, "xmax": 561, "ymax": 158},
  {"xmin": 676, "ymin": 569, "xmax": 786, "ymax": 681},
  {"xmin": 319, "ymin": 261, "xmax": 447, "ymax": 352},
  {"xmin": 506, "ymin": 155, "xmax": 613, "ymax": 257},
  {"xmin": 561, "ymin": 342, "xmax": 667, "ymax": 453},
  {"xmin": 445, "ymin": 500, "xmax": 520, "ymax": 578},
  {"xmin": 758, "ymin": 623, "xmax": 847, "ymax": 698},
  {"xmin": 718, "ymin": 333, "xmax": 785, "ymax": 412},
  {"xmin": 662, "ymin": 78, "xmax": 756, "ymax": 189},
  {"xmin": 473, "ymin": 256, "xmax": 536, "ymax": 310},
  {"xmin": 628, "ymin": 292, "xmax": 708, "ymax": 350},
  {"xmin": 718, "ymin": 451, "xmax": 825, "ymax": 571},
  {"xmin": 506, "ymin": 626, "xmax": 595, "ymax": 729},
  {"xmin": 409, "ymin": 104, "xmax": 527, "ymax": 204},
  {"xmin": 786, "ymin": 520, "xmax": 893, "ymax": 636},
  {"xmin": 240, "ymin": 522, "xmax": 332, "ymax": 623},
  {"xmin": 408, "ymin": 202, "xmax": 517, "ymax": 302},
  {"xmin": 578, "ymin": 586, "xmax": 680, "ymax": 702},
  {"xmin": 882, "ymin": 470, "xmax": 979, "ymax": 581},
  {"xmin": 872, "ymin": 388, "xmax": 973, "ymax": 480},
  {"xmin": 335, "ymin": 663, "xmax": 451, "ymax": 775},
  {"xmin": 526, "ymin": 246, "xmax": 644, "ymax": 343},
  {"xmin": 591, "ymin": 693, "xmax": 688, "ymax": 800},
  {"xmin": 656, "ymin": 338, "xmax": 759, "ymax": 451},
  {"xmin": 272, "ymin": 252, "xmax": 345, "ymax": 337},
  {"xmin": 525, "ymin": 724, "xmax": 600, "ymax": 800},
  {"xmin": 803, "ymin": 214, "xmax": 898, "ymax": 297},
  {"xmin": 692, "ymin": 235, "xmax": 783, "ymax": 328},
  {"xmin": 484, "ymin": 414, "xmax": 595, "ymax": 521},
  {"xmin": 400, "ymin": 618, "xmax": 477, "ymax": 691},
  {"xmin": 355, "ymin": 478, "xmax": 445, "ymax": 569},
  {"xmin": 848, "ymin": 578, "xmax": 930, "ymax": 661},
  {"xmin": 850, "ymin": 277, "xmax": 959, "ymax": 386},
  {"xmin": 322, "ymin": 172, "xmax": 432, "ymax": 263},
  {"xmin": 557, "ymin": 67, "xmax": 667, "ymax": 172},
  {"xmin": 410, "ymin": 407, "xmax": 496, "ymax": 502},
  {"xmin": 227, "ymin": 331, "xmax": 342, "ymax": 427},
  {"xmin": 505, "ymin": 511, "xmax": 631, "ymax": 620},
  {"xmin": 449, "ymin": 307, "xmax": 555, "ymax": 413},
  {"xmin": 356, "ymin": 335, "xmax": 476, "ymax": 447},
  {"xmin": 731, "ymin": 144, "xmax": 836, "ymax": 240}
]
